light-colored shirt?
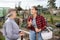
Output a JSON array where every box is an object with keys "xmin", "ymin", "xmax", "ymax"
[
  {"xmin": 3, "ymin": 18, "xmax": 20, "ymax": 40},
  {"xmin": 32, "ymin": 18, "xmax": 37, "ymax": 28}
]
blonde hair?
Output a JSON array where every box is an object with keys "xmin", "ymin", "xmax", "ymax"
[{"xmin": 8, "ymin": 9, "xmax": 16, "ymax": 13}]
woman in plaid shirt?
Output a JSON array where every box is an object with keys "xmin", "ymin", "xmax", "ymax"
[{"xmin": 27, "ymin": 6, "xmax": 46, "ymax": 40}]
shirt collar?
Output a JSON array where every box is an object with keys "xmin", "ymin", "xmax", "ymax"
[{"xmin": 8, "ymin": 18, "xmax": 14, "ymax": 21}]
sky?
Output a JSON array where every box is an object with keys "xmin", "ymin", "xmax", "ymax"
[{"xmin": 0, "ymin": 0, "xmax": 60, "ymax": 9}]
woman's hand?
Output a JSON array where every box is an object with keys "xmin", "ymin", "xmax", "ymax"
[
  {"xmin": 28, "ymin": 20, "xmax": 32, "ymax": 27},
  {"xmin": 35, "ymin": 28, "xmax": 41, "ymax": 33},
  {"xmin": 19, "ymin": 32, "xmax": 24, "ymax": 36}
]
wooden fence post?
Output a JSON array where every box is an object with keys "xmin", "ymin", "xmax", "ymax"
[
  {"xmin": 36, "ymin": 33, "xmax": 38, "ymax": 40},
  {"xmin": 21, "ymin": 36, "xmax": 23, "ymax": 40}
]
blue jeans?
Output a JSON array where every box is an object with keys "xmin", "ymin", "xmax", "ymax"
[{"xmin": 29, "ymin": 30, "xmax": 43, "ymax": 40}]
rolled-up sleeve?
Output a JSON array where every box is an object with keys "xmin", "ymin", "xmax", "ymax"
[{"xmin": 6, "ymin": 22, "xmax": 19, "ymax": 39}]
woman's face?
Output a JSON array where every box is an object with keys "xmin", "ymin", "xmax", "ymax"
[
  {"xmin": 11, "ymin": 11, "xmax": 17, "ymax": 18},
  {"xmin": 31, "ymin": 7, "xmax": 37, "ymax": 15}
]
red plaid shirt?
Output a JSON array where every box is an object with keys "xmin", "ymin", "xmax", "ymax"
[{"xmin": 27, "ymin": 15, "xmax": 46, "ymax": 31}]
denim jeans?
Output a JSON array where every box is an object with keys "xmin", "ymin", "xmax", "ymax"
[{"xmin": 29, "ymin": 30, "xmax": 43, "ymax": 40}]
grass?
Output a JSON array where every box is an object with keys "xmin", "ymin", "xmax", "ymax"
[
  {"xmin": 0, "ymin": 32, "xmax": 5, "ymax": 40},
  {"xmin": 0, "ymin": 21, "xmax": 3, "ymax": 28},
  {"xmin": 42, "ymin": 13, "xmax": 60, "ymax": 24},
  {"xmin": 44, "ymin": 14, "xmax": 60, "ymax": 20}
]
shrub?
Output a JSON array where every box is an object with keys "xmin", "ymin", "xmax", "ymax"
[
  {"xmin": 0, "ymin": 32, "xmax": 5, "ymax": 40},
  {"xmin": 50, "ymin": 15, "xmax": 54, "ymax": 24}
]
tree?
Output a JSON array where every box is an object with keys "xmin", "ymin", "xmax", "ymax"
[
  {"xmin": 48, "ymin": 0, "xmax": 56, "ymax": 24},
  {"xmin": 15, "ymin": 1, "xmax": 22, "ymax": 11},
  {"xmin": 15, "ymin": 1, "xmax": 23, "ymax": 16},
  {"xmin": 37, "ymin": 5, "xmax": 43, "ymax": 14},
  {"xmin": 48, "ymin": 0, "xmax": 57, "ymax": 14},
  {"xmin": 48, "ymin": 0, "xmax": 56, "ymax": 8}
]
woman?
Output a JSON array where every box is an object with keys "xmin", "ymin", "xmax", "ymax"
[
  {"xmin": 3, "ymin": 9, "xmax": 24, "ymax": 40},
  {"xmin": 27, "ymin": 6, "xmax": 46, "ymax": 40}
]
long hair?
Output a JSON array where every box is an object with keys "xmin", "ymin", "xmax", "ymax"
[
  {"xmin": 32, "ymin": 6, "xmax": 39, "ymax": 15},
  {"xmin": 32, "ymin": 6, "xmax": 38, "ymax": 11}
]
